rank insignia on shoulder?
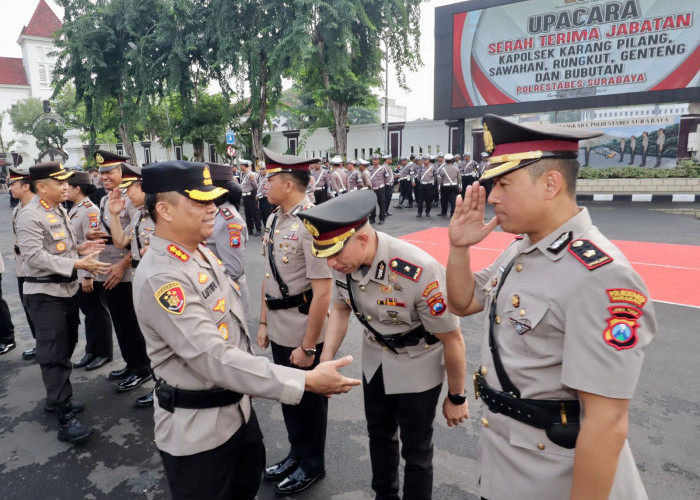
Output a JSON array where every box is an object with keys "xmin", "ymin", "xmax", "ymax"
[
  {"xmin": 568, "ymin": 239, "xmax": 612, "ymax": 270},
  {"xmin": 335, "ymin": 280, "xmax": 349, "ymax": 290},
  {"xmin": 155, "ymin": 282, "xmax": 186, "ymax": 315},
  {"xmin": 40, "ymin": 199, "xmax": 51, "ymax": 210},
  {"xmin": 167, "ymin": 244, "xmax": 190, "ymax": 262},
  {"xmin": 547, "ymin": 231, "xmax": 573, "ymax": 254},
  {"xmin": 220, "ymin": 208, "xmax": 235, "ymax": 220},
  {"xmin": 389, "ymin": 258, "xmax": 423, "ymax": 281},
  {"xmin": 227, "ymin": 222, "xmax": 243, "ymax": 231}
]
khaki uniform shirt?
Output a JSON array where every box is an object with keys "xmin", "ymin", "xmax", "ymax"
[
  {"xmin": 132, "ymin": 236, "xmax": 305, "ymax": 456},
  {"xmin": 437, "ymin": 162, "xmax": 460, "ymax": 187},
  {"xmin": 417, "ymin": 163, "xmax": 437, "ymax": 184},
  {"xmin": 240, "ymin": 170, "xmax": 258, "ymax": 194},
  {"xmin": 16, "ymin": 197, "xmax": 80, "ymax": 298},
  {"xmin": 330, "ymin": 167, "xmax": 348, "ymax": 195},
  {"xmin": 346, "ymin": 169, "xmax": 361, "ymax": 190},
  {"xmin": 98, "ymin": 194, "xmax": 138, "ymax": 283},
  {"xmin": 311, "ymin": 167, "xmax": 330, "ymax": 190},
  {"xmin": 125, "ymin": 207, "xmax": 155, "ymax": 265},
  {"xmin": 11, "ymin": 200, "xmax": 34, "ymax": 278},
  {"xmin": 207, "ymin": 203, "xmax": 251, "ymax": 319},
  {"xmin": 359, "ymin": 168, "xmax": 372, "ymax": 189},
  {"xmin": 334, "ymin": 232, "xmax": 460, "ymax": 394},
  {"xmin": 262, "ymin": 196, "xmax": 332, "ymax": 347},
  {"xmin": 367, "ymin": 164, "xmax": 388, "ymax": 189},
  {"xmin": 256, "ymin": 177, "xmax": 270, "ymax": 199},
  {"xmin": 473, "ymin": 208, "xmax": 655, "ymax": 500},
  {"xmin": 68, "ymin": 198, "xmax": 101, "ymax": 280}
]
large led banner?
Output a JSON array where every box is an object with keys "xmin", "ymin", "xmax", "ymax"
[{"xmin": 434, "ymin": 0, "xmax": 700, "ymax": 119}]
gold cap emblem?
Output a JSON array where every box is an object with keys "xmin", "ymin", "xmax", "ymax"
[
  {"xmin": 95, "ymin": 153, "xmax": 104, "ymax": 164},
  {"xmin": 303, "ymin": 219, "xmax": 319, "ymax": 237},
  {"xmin": 483, "ymin": 123, "xmax": 494, "ymax": 153},
  {"xmin": 203, "ymin": 166, "xmax": 212, "ymax": 186}
]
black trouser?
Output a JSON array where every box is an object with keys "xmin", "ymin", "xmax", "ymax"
[
  {"xmin": 271, "ymin": 341, "xmax": 328, "ymax": 476},
  {"xmin": 398, "ymin": 179, "xmax": 413, "ymax": 205},
  {"xmin": 433, "ymin": 184, "xmax": 439, "ymax": 206},
  {"xmin": 160, "ymin": 410, "xmax": 265, "ymax": 500},
  {"xmin": 619, "ymin": 150, "xmax": 625, "ymax": 162},
  {"xmin": 641, "ymin": 148, "xmax": 647, "ymax": 166},
  {"xmin": 371, "ymin": 187, "xmax": 387, "ymax": 222},
  {"xmin": 440, "ymin": 185, "xmax": 458, "ymax": 216},
  {"xmin": 0, "ymin": 275, "xmax": 15, "ymax": 343},
  {"xmin": 630, "ymin": 150, "xmax": 635, "ymax": 164},
  {"xmin": 417, "ymin": 184, "xmax": 434, "ymax": 215},
  {"xmin": 461, "ymin": 174, "xmax": 478, "ymax": 199},
  {"xmin": 314, "ymin": 188, "xmax": 329, "ymax": 204},
  {"xmin": 242, "ymin": 194, "xmax": 261, "ymax": 232},
  {"xmin": 24, "ymin": 293, "xmax": 79, "ymax": 406},
  {"xmin": 16, "ymin": 277, "xmax": 36, "ymax": 339},
  {"xmin": 384, "ymin": 183, "xmax": 393, "ymax": 212},
  {"xmin": 102, "ymin": 282, "xmax": 149, "ymax": 376},
  {"xmin": 78, "ymin": 281, "xmax": 113, "ymax": 358},
  {"xmin": 655, "ymin": 147, "xmax": 663, "ymax": 167},
  {"xmin": 363, "ymin": 367, "xmax": 442, "ymax": 500},
  {"xmin": 258, "ymin": 197, "xmax": 274, "ymax": 228}
]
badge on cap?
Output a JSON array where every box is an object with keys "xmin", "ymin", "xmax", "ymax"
[
  {"xmin": 155, "ymin": 282, "xmax": 186, "ymax": 314},
  {"xmin": 96, "ymin": 153, "xmax": 104, "ymax": 164},
  {"xmin": 483, "ymin": 124, "xmax": 494, "ymax": 153},
  {"xmin": 303, "ymin": 219, "xmax": 319, "ymax": 237}
]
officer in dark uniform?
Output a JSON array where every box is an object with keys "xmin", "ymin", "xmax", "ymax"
[
  {"xmin": 132, "ymin": 160, "xmax": 360, "ymax": 500},
  {"xmin": 16, "ymin": 162, "xmax": 109, "ymax": 443},
  {"xmin": 297, "ymin": 190, "xmax": 469, "ymax": 500}
]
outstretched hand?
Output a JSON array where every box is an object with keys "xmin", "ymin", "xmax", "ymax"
[
  {"xmin": 448, "ymin": 182, "xmax": 498, "ymax": 248},
  {"xmin": 305, "ymin": 356, "xmax": 361, "ymax": 396},
  {"xmin": 108, "ymin": 187, "xmax": 126, "ymax": 216}
]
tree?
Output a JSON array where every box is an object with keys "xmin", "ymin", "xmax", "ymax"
[{"xmin": 8, "ymin": 98, "xmax": 67, "ymax": 156}]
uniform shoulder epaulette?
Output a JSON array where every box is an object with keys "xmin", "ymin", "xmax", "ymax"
[
  {"xmin": 39, "ymin": 199, "xmax": 51, "ymax": 210},
  {"xmin": 167, "ymin": 243, "xmax": 191, "ymax": 262},
  {"xmin": 79, "ymin": 199, "xmax": 93, "ymax": 208},
  {"xmin": 389, "ymin": 257, "xmax": 423, "ymax": 281},
  {"xmin": 220, "ymin": 207, "xmax": 235, "ymax": 220},
  {"xmin": 568, "ymin": 239, "xmax": 613, "ymax": 270}
]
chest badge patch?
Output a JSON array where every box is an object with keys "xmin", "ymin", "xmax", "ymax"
[
  {"xmin": 55, "ymin": 242, "xmax": 66, "ymax": 252},
  {"xmin": 198, "ymin": 273, "xmax": 209, "ymax": 284},
  {"xmin": 379, "ymin": 285, "xmax": 393, "ymax": 294},
  {"xmin": 603, "ymin": 288, "xmax": 646, "ymax": 350},
  {"xmin": 218, "ymin": 323, "xmax": 229, "ymax": 340},
  {"xmin": 377, "ymin": 298, "xmax": 406, "ymax": 307},
  {"xmin": 508, "ymin": 317, "xmax": 531, "ymax": 335},
  {"xmin": 213, "ymin": 298, "xmax": 226, "ymax": 313},
  {"xmin": 156, "ymin": 282, "xmax": 186, "ymax": 315}
]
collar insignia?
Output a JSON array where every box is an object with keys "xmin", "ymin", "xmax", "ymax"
[{"xmin": 167, "ymin": 244, "xmax": 190, "ymax": 262}]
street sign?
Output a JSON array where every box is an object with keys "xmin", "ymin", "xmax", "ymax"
[
  {"xmin": 226, "ymin": 130, "xmax": 235, "ymax": 144},
  {"xmin": 226, "ymin": 145, "xmax": 236, "ymax": 157}
]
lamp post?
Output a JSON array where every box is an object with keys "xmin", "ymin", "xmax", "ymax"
[{"xmin": 383, "ymin": 35, "xmax": 389, "ymax": 157}]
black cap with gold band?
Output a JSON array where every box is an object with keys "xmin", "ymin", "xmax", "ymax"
[
  {"xmin": 119, "ymin": 164, "xmax": 143, "ymax": 188},
  {"xmin": 142, "ymin": 160, "xmax": 228, "ymax": 202},
  {"xmin": 479, "ymin": 114, "xmax": 603, "ymax": 181},
  {"xmin": 95, "ymin": 149, "xmax": 130, "ymax": 173},
  {"xmin": 8, "ymin": 167, "xmax": 30, "ymax": 185},
  {"xmin": 263, "ymin": 148, "xmax": 321, "ymax": 177},
  {"xmin": 297, "ymin": 190, "xmax": 376, "ymax": 258},
  {"xmin": 29, "ymin": 161, "xmax": 74, "ymax": 181},
  {"xmin": 68, "ymin": 171, "xmax": 91, "ymax": 186}
]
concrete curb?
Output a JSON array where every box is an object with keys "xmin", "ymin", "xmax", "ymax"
[{"xmin": 576, "ymin": 194, "xmax": 698, "ymax": 203}]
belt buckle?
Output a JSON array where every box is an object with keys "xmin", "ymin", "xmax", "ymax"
[{"xmin": 473, "ymin": 371, "xmax": 481, "ymax": 400}]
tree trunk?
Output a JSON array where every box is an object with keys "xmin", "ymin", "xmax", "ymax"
[
  {"xmin": 249, "ymin": 50, "xmax": 268, "ymax": 165},
  {"xmin": 193, "ymin": 139, "xmax": 204, "ymax": 162},
  {"xmin": 330, "ymin": 100, "xmax": 348, "ymax": 157},
  {"xmin": 251, "ymin": 127, "xmax": 264, "ymax": 168},
  {"xmin": 116, "ymin": 94, "xmax": 137, "ymax": 164}
]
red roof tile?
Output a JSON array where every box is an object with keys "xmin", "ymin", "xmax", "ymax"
[
  {"xmin": 21, "ymin": 0, "xmax": 62, "ymax": 39},
  {"xmin": 0, "ymin": 57, "xmax": 29, "ymax": 86}
]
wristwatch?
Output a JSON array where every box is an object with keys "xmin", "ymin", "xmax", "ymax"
[
  {"xmin": 447, "ymin": 391, "xmax": 467, "ymax": 405},
  {"xmin": 303, "ymin": 347, "xmax": 317, "ymax": 358}
]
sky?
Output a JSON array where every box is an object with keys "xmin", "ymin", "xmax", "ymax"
[{"xmin": 0, "ymin": 0, "xmax": 457, "ymax": 121}]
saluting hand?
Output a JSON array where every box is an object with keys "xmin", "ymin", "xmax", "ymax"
[
  {"xmin": 108, "ymin": 187, "xmax": 126, "ymax": 215},
  {"xmin": 448, "ymin": 181, "xmax": 498, "ymax": 248},
  {"xmin": 305, "ymin": 356, "xmax": 361, "ymax": 396},
  {"xmin": 442, "ymin": 398, "xmax": 470, "ymax": 427}
]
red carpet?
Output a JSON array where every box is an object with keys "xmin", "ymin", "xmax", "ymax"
[{"xmin": 400, "ymin": 228, "xmax": 700, "ymax": 308}]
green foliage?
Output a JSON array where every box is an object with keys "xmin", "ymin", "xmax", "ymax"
[
  {"xmin": 8, "ymin": 98, "xmax": 67, "ymax": 152},
  {"xmin": 578, "ymin": 165, "xmax": 700, "ymax": 179}
]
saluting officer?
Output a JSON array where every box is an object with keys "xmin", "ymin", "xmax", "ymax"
[
  {"xmin": 66, "ymin": 171, "xmax": 113, "ymax": 371},
  {"xmin": 17, "ymin": 162, "xmax": 109, "ymax": 443},
  {"xmin": 447, "ymin": 115, "xmax": 656, "ymax": 500},
  {"xmin": 437, "ymin": 153, "xmax": 460, "ymax": 218},
  {"xmin": 8, "ymin": 168, "xmax": 38, "ymax": 359},
  {"xmin": 298, "ymin": 189, "xmax": 469, "ymax": 500},
  {"xmin": 329, "ymin": 155, "xmax": 348, "ymax": 197},
  {"xmin": 240, "ymin": 160, "xmax": 262, "ymax": 236},
  {"xmin": 257, "ymin": 149, "xmax": 334, "ymax": 496},
  {"xmin": 131, "ymin": 160, "xmax": 360, "ymax": 500},
  {"xmin": 204, "ymin": 163, "xmax": 251, "ymax": 320},
  {"xmin": 92, "ymin": 150, "xmax": 152, "ymax": 393}
]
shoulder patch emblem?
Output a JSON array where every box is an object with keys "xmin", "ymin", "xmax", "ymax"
[
  {"xmin": 603, "ymin": 288, "xmax": 646, "ymax": 350},
  {"xmin": 155, "ymin": 282, "xmax": 186, "ymax": 315},
  {"xmin": 428, "ymin": 294, "xmax": 446, "ymax": 316},
  {"xmin": 220, "ymin": 207, "xmax": 235, "ymax": 220},
  {"xmin": 422, "ymin": 280, "xmax": 439, "ymax": 297},
  {"xmin": 227, "ymin": 222, "xmax": 243, "ymax": 231},
  {"xmin": 389, "ymin": 258, "xmax": 423, "ymax": 281},
  {"xmin": 568, "ymin": 239, "xmax": 613, "ymax": 270},
  {"xmin": 88, "ymin": 213, "xmax": 100, "ymax": 228},
  {"xmin": 167, "ymin": 244, "xmax": 190, "ymax": 262},
  {"xmin": 229, "ymin": 231, "xmax": 241, "ymax": 248},
  {"xmin": 40, "ymin": 199, "xmax": 51, "ymax": 210}
]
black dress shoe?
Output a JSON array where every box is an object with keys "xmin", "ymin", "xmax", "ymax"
[
  {"xmin": 22, "ymin": 346, "xmax": 36, "ymax": 359},
  {"xmin": 437, "ymin": 213, "xmax": 447, "ymax": 217},
  {"xmin": 109, "ymin": 366, "xmax": 129, "ymax": 380},
  {"xmin": 57, "ymin": 416, "xmax": 94, "ymax": 444},
  {"xmin": 134, "ymin": 391, "xmax": 154, "ymax": 408},
  {"xmin": 377, "ymin": 220, "xmax": 384, "ymax": 225},
  {"xmin": 0, "ymin": 342, "xmax": 16, "ymax": 355},
  {"xmin": 263, "ymin": 456, "xmax": 299, "ymax": 482},
  {"xmin": 116, "ymin": 373, "xmax": 152, "ymax": 393},
  {"xmin": 275, "ymin": 467, "xmax": 325, "ymax": 496},
  {"xmin": 45, "ymin": 399, "xmax": 85, "ymax": 413},
  {"xmin": 393, "ymin": 204, "xmax": 403, "ymax": 209},
  {"xmin": 73, "ymin": 353, "xmax": 95, "ymax": 369},
  {"xmin": 86, "ymin": 356, "xmax": 111, "ymax": 371},
  {"xmin": 386, "ymin": 212, "xmax": 393, "ymax": 216},
  {"xmin": 416, "ymin": 214, "xmax": 422, "ymax": 218}
]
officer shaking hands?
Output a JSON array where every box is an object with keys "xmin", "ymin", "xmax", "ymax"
[
  {"xmin": 131, "ymin": 160, "xmax": 359, "ymax": 500},
  {"xmin": 446, "ymin": 115, "xmax": 655, "ymax": 500},
  {"xmin": 298, "ymin": 189, "xmax": 469, "ymax": 500}
]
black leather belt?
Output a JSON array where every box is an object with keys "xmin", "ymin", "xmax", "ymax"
[
  {"xmin": 370, "ymin": 325, "xmax": 440, "ymax": 348},
  {"xmin": 131, "ymin": 259, "xmax": 140, "ymax": 268},
  {"xmin": 14, "ymin": 245, "xmax": 20, "ymax": 255},
  {"xmin": 25, "ymin": 271, "xmax": 78, "ymax": 283},
  {"xmin": 155, "ymin": 379, "xmax": 243, "ymax": 413},
  {"xmin": 104, "ymin": 236, "xmax": 114, "ymax": 245},
  {"xmin": 265, "ymin": 289, "xmax": 313, "ymax": 312}
]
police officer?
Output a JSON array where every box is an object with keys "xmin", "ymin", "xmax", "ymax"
[
  {"xmin": 329, "ymin": 155, "xmax": 348, "ymax": 197},
  {"xmin": 367, "ymin": 154, "xmax": 389, "ymax": 225},
  {"xmin": 310, "ymin": 159, "xmax": 331, "ymax": 204},
  {"xmin": 257, "ymin": 149, "xmax": 334, "ymax": 495},
  {"xmin": 297, "ymin": 190, "xmax": 469, "ymax": 500},
  {"xmin": 257, "ymin": 165, "xmax": 275, "ymax": 226},
  {"xmin": 93, "ymin": 150, "xmax": 152, "ymax": 393},
  {"xmin": 67, "ymin": 171, "xmax": 113, "ymax": 371},
  {"xmin": 0, "ymin": 249, "xmax": 14, "ymax": 355},
  {"xmin": 415, "ymin": 155, "xmax": 436, "ymax": 218},
  {"xmin": 345, "ymin": 160, "xmax": 361, "ymax": 191},
  {"xmin": 8, "ymin": 168, "xmax": 38, "ymax": 358},
  {"xmin": 446, "ymin": 114, "xmax": 656, "ymax": 500},
  {"xmin": 460, "ymin": 152, "xmax": 479, "ymax": 199},
  {"xmin": 358, "ymin": 159, "xmax": 372, "ymax": 190},
  {"xmin": 437, "ymin": 153, "xmax": 460, "ymax": 218},
  {"xmin": 382, "ymin": 154, "xmax": 394, "ymax": 216},
  {"xmin": 131, "ymin": 160, "xmax": 360, "ymax": 500},
  {"xmin": 16, "ymin": 162, "xmax": 109, "ymax": 443},
  {"xmin": 239, "ymin": 160, "xmax": 261, "ymax": 236},
  {"xmin": 393, "ymin": 156, "xmax": 414, "ymax": 209}
]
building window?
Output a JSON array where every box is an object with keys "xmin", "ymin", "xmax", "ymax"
[
  {"xmin": 175, "ymin": 145, "xmax": 182, "ymax": 160},
  {"xmin": 288, "ymin": 137, "xmax": 298, "ymax": 155},
  {"xmin": 354, "ymin": 148, "xmax": 358, "ymax": 159},
  {"xmin": 116, "ymin": 144, "xmax": 124, "ymax": 156},
  {"xmin": 144, "ymin": 146, "xmax": 152, "ymax": 165},
  {"xmin": 209, "ymin": 144, "xmax": 216, "ymax": 163}
]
